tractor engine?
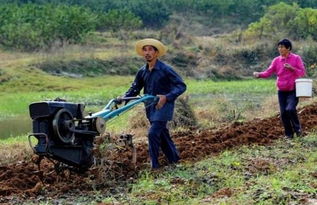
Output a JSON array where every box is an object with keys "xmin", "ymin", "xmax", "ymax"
[{"xmin": 29, "ymin": 99, "xmax": 104, "ymax": 170}]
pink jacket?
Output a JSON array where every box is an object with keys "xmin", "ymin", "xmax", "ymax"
[{"xmin": 259, "ymin": 53, "xmax": 306, "ymax": 91}]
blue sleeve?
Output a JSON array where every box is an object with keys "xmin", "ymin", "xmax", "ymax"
[
  {"xmin": 165, "ymin": 67, "xmax": 187, "ymax": 102},
  {"xmin": 125, "ymin": 69, "xmax": 144, "ymax": 97}
]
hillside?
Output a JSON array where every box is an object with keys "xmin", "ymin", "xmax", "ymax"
[{"xmin": 0, "ymin": 1, "xmax": 317, "ymax": 81}]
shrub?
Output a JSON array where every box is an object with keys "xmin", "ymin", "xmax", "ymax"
[
  {"xmin": 169, "ymin": 51, "xmax": 199, "ymax": 77},
  {"xmin": 2, "ymin": 0, "xmax": 317, "ymax": 30},
  {"xmin": 245, "ymin": 3, "xmax": 317, "ymax": 40},
  {"xmin": 98, "ymin": 9, "xmax": 142, "ymax": 34},
  {"xmin": 170, "ymin": 96, "xmax": 198, "ymax": 129},
  {"xmin": 36, "ymin": 57, "xmax": 142, "ymax": 77},
  {"xmin": 290, "ymin": 8, "xmax": 317, "ymax": 40},
  {"xmin": 298, "ymin": 43, "xmax": 317, "ymax": 78},
  {"xmin": 127, "ymin": 0, "xmax": 171, "ymax": 28},
  {"xmin": 129, "ymin": 96, "xmax": 197, "ymax": 131},
  {"xmin": 0, "ymin": 4, "xmax": 98, "ymax": 51},
  {"xmin": 98, "ymin": 9, "xmax": 142, "ymax": 43}
]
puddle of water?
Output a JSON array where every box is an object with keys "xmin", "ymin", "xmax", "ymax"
[{"xmin": 0, "ymin": 115, "xmax": 32, "ymax": 139}]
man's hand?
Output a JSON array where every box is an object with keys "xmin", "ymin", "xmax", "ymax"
[
  {"xmin": 156, "ymin": 95, "xmax": 167, "ymax": 110},
  {"xmin": 284, "ymin": 63, "xmax": 295, "ymax": 71},
  {"xmin": 253, "ymin": 72, "xmax": 260, "ymax": 78}
]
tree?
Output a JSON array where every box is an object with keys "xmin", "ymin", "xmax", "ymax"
[
  {"xmin": 0, "ymin": 4, "xmax": 98, "ymax": 51},
  {"xmin": 290, "ymin": 8, "xmax": 317, "ymax": 40},
  {"xmin": 99, "ymin": 9, "xmax": 142, "ymax": 44},
  {"xmin": 245, "ymin": 3, "xmax": 302, "ymax": 40},
  {"xmin": 127, "ymin": 0, "xmax": 171, "ymax": 28}
]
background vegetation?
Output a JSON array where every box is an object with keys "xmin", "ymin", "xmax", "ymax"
[
  {"xmin": 0, "ymin": 4, "xmax": 98, "ymax": 50},
  {"xmin": 246, "ymin": 2, "xmax": 317, "ymax": 40},
  {"xmin": 0, "ymin": 0, "xmax": 316, "ymax": 77}
]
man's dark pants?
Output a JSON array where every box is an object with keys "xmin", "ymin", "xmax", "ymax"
[
  {"xmin": 148, "ymin": 121, "xmax": 180, "ymax": 169},
  {"xmin": 278, "ymin": 90, "xmax": 301, "ymax": 137}
]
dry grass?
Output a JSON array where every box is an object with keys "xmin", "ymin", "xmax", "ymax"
[
  {"xmin": 194, "ymin": 97, "xmax": 239, "ymax": 128},
  {"xmin": 0, "ymin": 141, "xmax": 33, "ymax": 165},
  {"xmin": 244, "ymin": 95, "xmax": 280, "ymax": 120},
  {"xmin": 125, "ymin": 96, "xmax": 197, "ymax": 142}
]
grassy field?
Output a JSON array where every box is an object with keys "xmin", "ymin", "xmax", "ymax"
[
  {"xmin": 0, "ymin": 77, "xmax": 276, "ymax": 138},
  {"xmin": 99, "ymin": 134, "xmax": 317, "ymax": 205},
  {"xmin": 0, "ymin": 78, "xmax": 276, "ymax": 117}
]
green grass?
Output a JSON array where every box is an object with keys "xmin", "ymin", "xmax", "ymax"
[
  {"xmin": 186, "ymin": 78, "xmax": 275, "ymax": 95},
  {"xmin": 0, "ymin": 75, "xmax": 132, "ymax": 116},
  {"xmin": 0, "ymin": 78, "xmax": 275, "ymax": 117},
  {"xmin": 0, "ymin": 134, "xmax": 29, "ymax": 144},
  {"xmin": 104, "ymin": 134, "xmax": 317, "ymax": 205}
]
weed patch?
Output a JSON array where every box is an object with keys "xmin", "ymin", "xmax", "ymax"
[{"xmin": 36, "ymin": 57, "xmax": 142, "ymax": 77}]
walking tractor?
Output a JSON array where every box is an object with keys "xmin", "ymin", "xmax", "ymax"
[{"xmin": 28, "ymin": 95, "xmax": 157, "ymax": 171}]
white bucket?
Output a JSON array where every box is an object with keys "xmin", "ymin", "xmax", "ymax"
[{"xmin": 295, "ymin": 78, "xmax": 313, "ymax": 97}]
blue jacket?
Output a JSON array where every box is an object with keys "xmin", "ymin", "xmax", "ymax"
[{"xmin": 125, "ymin": 60, "xmax": 186, "ymax": 121}]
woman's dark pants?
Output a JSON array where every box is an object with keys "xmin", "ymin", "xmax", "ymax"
[
  {"xmin": 148, "ymin": 121, "xmax": 180, "ymax": 169},
  {"xmin": 278, "ymin": 90, "xmax": 301, "ymax": 137}
]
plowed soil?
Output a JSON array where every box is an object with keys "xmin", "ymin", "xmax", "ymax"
[{"xmin": 1, "ymin": 102, "xmax": 317, "ymax": 203}]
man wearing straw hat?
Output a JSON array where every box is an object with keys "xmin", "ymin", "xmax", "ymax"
[
  {"xmin": 122, "ymin": 38, "xmax": 186, "ymax": 169},
  {"xmin": 253, "ymin": 39, "xmax": 306, "ymax": 139}
]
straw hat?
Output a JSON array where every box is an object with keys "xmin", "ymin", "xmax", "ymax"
[{"xmin": 135, "ymin": 38, "xmax": 168, "ymax": 57}]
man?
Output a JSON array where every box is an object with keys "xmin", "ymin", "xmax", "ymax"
[
  {"xmin": 123, "ymin": 38, "xmax": 186, "ymax": 169},
  {"xmin": 253, "ymin": 39, "xmax": 306, "ymax": 139}
]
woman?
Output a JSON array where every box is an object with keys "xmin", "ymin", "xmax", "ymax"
[{"xmin": 253, "ymin": 39, "xmax": 306, "ymax": 139}]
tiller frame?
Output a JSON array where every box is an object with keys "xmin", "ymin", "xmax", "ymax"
[{"xmin": 28, "ymin": 95, "xmax": 157, "ymax": 171}]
